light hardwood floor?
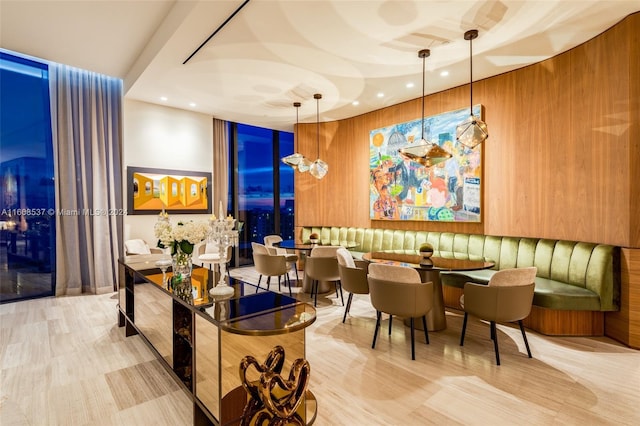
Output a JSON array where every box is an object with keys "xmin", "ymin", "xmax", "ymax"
[{"xmin": 1, "ymin": 266, "xmax": 639, "ymax": 425}]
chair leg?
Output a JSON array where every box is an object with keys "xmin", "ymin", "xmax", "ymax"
[
  {"xmin": 342, "ymin": 293, "xmax": 353, "ymax": 323},
  {"xmin": 293, "ymin": 263, "xmax": 299, "ymax": 283},
  {"xmin": 422, "ymin": 316, "xmax": 429, "ymax": 344},
  {"xmin": 337, "ymin": 281, "xmax": 344, "ymax": 306},
  {"xmin": 519, "ymin": 320, "xmax": 532, "ymax": 358},
  {"xmin": 313, "ymin": 280, "xmax": 318, "ymax": 307},
  {"xmin": 286, "ymin": 273, "xmax": 292, "ymax": 297},
  {"xmin": 278, "ymin": 276, "xmax": 282, "ymax": 292},
  {"xmin": 388, "ymin": 315, "xmax": 393, "ymax": 335},
  {"xmin": 256, "ymin": 275, "xmax": 263, "ymax": 293},
  {"xmin": 491, "ymin": 321, "xmax": 500, "ymax": 365},
  {"xmin": 372, "ymin": 311, "xmax": 381, "ymax": 349},
  {"xmin": 460, "ymin": 312, "xmax": 468, "ymax": 346},
  {"xmin": 410, "ymin": 317, "xmax": 416, "ymax": 360}
]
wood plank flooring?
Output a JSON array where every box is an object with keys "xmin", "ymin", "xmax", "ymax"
[{"xmin": 1, "ymin": 266, "xmax": 639, "ymax": 425}]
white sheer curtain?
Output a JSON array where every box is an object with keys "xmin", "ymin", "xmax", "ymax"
[
  {"xmin": 49, "ymin": 64, "xmax": 123, "ymax": 295},
  {"xmin": 213, "ymin": 118, "xmax": 229, "ymax": 212}
]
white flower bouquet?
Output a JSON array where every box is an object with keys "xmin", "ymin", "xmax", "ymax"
[{"xmin": 154, "ymin": 219, "xmax": 210, "ymax": 256}]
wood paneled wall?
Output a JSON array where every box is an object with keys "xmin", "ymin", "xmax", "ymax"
[
  {"xmin": 630, "ymin": 13, "xmax": 640, "ymax": 250},
  {"xmin": 293, "ymin": 13, "xmax": 639, "ymax": 347},
  {"xmin": 295, "ymin": 12, "xmax": 639, "ymax": 249},
  {"xmin": 606, "ymin": 248, "xmax": 640, "ymax": 348}
]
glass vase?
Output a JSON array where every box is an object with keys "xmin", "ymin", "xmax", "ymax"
[{"xmin": 172, "ymin": 246, "xmax": 193, "ymax": 280}]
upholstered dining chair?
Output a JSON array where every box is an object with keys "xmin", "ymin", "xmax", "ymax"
[
  {"xmin": 336, "ymin": 247, "xmax": 369, "ymax": 323},
  {"xmin": 251, "ymin": 242, "xmax": 292, "ymax": 296},
  {"xmin": 459, "ymin": 267, "xmax": 537, "ymax": 365},
  {"xmin": 196, "ymin": 242, "xmax": 232, "ymax": 281},
  {"xmin": 305, "ymin": 245, "xmax": 342, "ymax": 307},
  {"xmin": 264, "ymin": 235, "xmax": 299, "ymax": 283},
  {"xmin": 367, "ymin": 263, "xmax": 434, "ymax": 360}
]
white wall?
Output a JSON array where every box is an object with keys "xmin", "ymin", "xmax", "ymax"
[{"xmin": 123, "ymin": 99, "xmax": 213, "ymax": 247}]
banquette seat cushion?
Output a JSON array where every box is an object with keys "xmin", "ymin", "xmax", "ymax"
[{"xmin": 300, "ymin": 226, "xmax": 619, "ymax": 312}]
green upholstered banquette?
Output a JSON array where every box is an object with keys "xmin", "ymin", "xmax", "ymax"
[{"xmin": 300, "ymin": 226, "xmax": 619, "ymax": 312}]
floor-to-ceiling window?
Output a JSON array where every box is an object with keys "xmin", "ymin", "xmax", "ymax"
[
  {"xmin": 229, "ymin": 122, "xmax": 294, "ymax": 266},
  {"xmin": 0, "ymin": 51, "xmax": 56, "ymax": 302},
  {"xmin": 278, "ymin": 131, "xmax": 295, "ymax": 240}
]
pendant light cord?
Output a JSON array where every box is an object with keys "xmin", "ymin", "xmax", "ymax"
[
  {"xmin": 417, "ymin": 49, "xmax": 429, "ymax": 142},
  {"xmin": 470, "ymin": 35, "xmax": 473, "ymax": 112},
  {"xmin": 295, "ymin": 103, "xmax": 299, "ymax": 152},
  {"xmin": 316, "ymin": 96, "xmax": 320, "ymax": 158},
  {"xmin": 421, "ymin": 53, "xmax": 425, "ymax": 141}
]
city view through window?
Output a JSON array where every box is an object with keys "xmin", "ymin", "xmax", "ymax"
[
  {"xmin": 229, "ymin": 123, "xmax": 294, "ymax": 266},
  {"xmin": 0, "ymin": 51, "xmax": 56, "ymax": 303}
]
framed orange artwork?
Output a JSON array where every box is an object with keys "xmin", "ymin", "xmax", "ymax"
[{"xmin": 127, "ymin": 166, "xmax": 211, "ymax": 215}]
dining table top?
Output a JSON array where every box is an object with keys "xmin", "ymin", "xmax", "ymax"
[
  {"xmin": 274, "ymin": 239, "xmax": 357, "ymax": 252},
  {"xmin": 361, "ymin": 250, "xmax": 495, "ymax": 272}
]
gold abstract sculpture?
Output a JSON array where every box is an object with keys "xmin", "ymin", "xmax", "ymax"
[{"xmin": 239, "ymin": 346, "xmax": 311, "ymax": 424}]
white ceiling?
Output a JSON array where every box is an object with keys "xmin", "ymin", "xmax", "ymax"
[{"xmin": 1, "ymin": 0, "xmax": 638, "ymax": 131}]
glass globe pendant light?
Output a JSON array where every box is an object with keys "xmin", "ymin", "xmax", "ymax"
[
  {"xmin": 398, "ymin": 49, "xmax": 452, "ymax": 167},
  {"xmin": 456, "ymin": 29, "xmax": 488, "ymax": 149},
  {"xmin": 281, "ymin": 102, "xmax": 311, "ymax": 172},
  {"xmin": 309, "ymin": 93, "xmax": 328, "ymax": 180}
]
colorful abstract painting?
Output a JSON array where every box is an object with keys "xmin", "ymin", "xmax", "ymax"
[{"xmin": 369, "ymin": 105, "xmax": 482, "ymax": 222}]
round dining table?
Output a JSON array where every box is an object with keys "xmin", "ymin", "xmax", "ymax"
[{"xmin": 362, "ymin": 251, "xmax": 495, "ymax": 331}]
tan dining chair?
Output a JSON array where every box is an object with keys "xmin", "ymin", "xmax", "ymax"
[
  {"xmin": 459, "ymin": 267, "xmax": 537, "ymax": 365},
  {"xmin": 336, "ymin": 247, "xmax": 369, "ymax": 323},
  {"xmin": 251, "ymin": 242, "xmax": 292, "ymax": 296},
  {"xmin": 264, "ymin": 235, "xmax": 299, "ymax": 283},
  {"xmin": 367, "ymin": 263, "xmax": 433, "ymax": 360},
  {"xmin": 305, "ymin": 245, "xmax": 342, "ymax": 307}
]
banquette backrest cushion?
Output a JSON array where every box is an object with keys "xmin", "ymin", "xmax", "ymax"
[{"xmin": 300, "ymin": 226, "xmax": 619, "ymax": 311}]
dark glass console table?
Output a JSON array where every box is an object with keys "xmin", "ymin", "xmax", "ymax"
[{"xmin": 118, "ymin": 254, "xmax": 317, "ymax": 425}]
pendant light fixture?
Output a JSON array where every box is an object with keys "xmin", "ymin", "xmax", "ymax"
[
  {"xmin": 281, "ymin": 102, "xmax": 311, "ymax": 172},
  {"xmin": 309, "ymin": 93, "xmax": 328, "ymax": 180},
  {"xmin": 398, "ymin": 49, "xmax": 452, "ymax": 168},
  {"xmin": 456, "ymin": 29, "xmax": 488, "ymax": 149}
]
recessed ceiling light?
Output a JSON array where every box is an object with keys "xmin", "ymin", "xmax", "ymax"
[
  {"xmin": 377, "ymin": 92, "xmax": 384, "ymax": 98},
  {"xmin": 406, "ymin": 82, "xmax": 414, "ymax": 88},
  {"xmin": 440, "ymin": 70, "xmax": 449, "ymax": 77},
  {"xmin": 189, "ymin": 102, "xmax": 196, "ymax": 107},
  {"xmin": 352, "ymin": 101, "xmax": 359, "ymax": 106},
  {"xmin": 160, "ymin": 96, "xmax": 168, "ymax": 101}
]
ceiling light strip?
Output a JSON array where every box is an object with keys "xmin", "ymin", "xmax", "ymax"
[{"xmin": 183, "ymin": 0, "xmax": 251, "ymax": 65}]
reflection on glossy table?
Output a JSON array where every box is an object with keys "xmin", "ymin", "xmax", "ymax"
[
  {"xmin": 274, "ymin": 240, "xmax": 318, "ymax": 253},
  {"xmin": 130, "ymin": 264, "xmax": 317, "ymax": 334},
  {"xmin": 362, "ymin": 251, "xmax": 495, "ymax": 331}
]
